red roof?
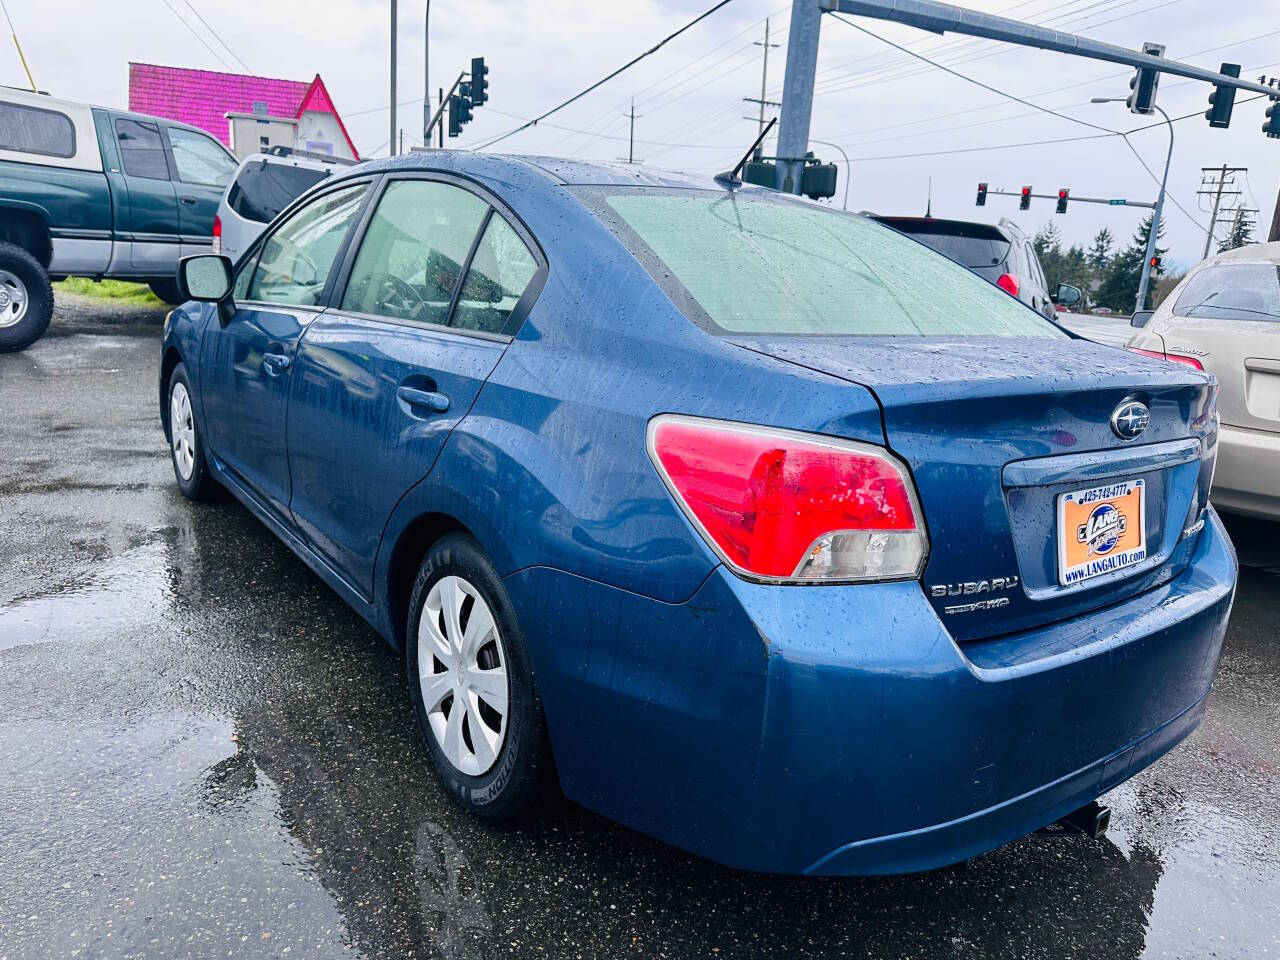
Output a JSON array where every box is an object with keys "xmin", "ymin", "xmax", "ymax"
[{"xmin": 128, "ymin": 62, "xmax": 338, "ymax": 149}]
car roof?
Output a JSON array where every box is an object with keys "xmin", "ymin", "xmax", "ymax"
[
  {"xmin": 1210, "ymin": 240, "xmax": 1280, "ymax": 265},
  {"xmin": 349, "ymin": 150, "xmax": 758, "ymax": 192}
]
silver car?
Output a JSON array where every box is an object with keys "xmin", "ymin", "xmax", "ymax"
[
  {"xmin": 1128, "ymin": 241, "xmax": 1280, "ymax": 519},
  {"xmin": 215, "ymin": 148, "xmax": 357, "ymax": 264}
]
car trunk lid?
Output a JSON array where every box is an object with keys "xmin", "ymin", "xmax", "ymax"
[{"xmin": 727, "ymin": 335, "xmax": 1216, "ymax": 641}]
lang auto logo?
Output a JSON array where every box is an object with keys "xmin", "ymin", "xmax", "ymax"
[{"xmin": 1111, "ymin": 399, "xmax": 1149, "ymax": 441}]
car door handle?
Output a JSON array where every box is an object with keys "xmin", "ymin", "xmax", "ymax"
[
  {"xmin": 180, "ymin": 195, "xmax": 199, "ymax": 205},
  {"xmin": 397, "ymin": 386, "xmax": 450, "ymax": 415},
  {"xmin": 263, "ymin": 353, "xmax": 292, "ymax": 375}
]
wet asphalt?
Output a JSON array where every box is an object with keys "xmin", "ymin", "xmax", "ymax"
[{"xmin": 1, "ymin": 298, "xmax": 1277, "ymax": 960}]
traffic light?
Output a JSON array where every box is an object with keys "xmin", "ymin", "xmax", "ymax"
[
  {"xmin": 1056, "ymin": 188, "xmax": 1069, "ymax": 214},
  {"xmin": 459, "ymin": 80, "xmax": 472, "ymax": 104},
  {"xmin": 800, "ymin": 161, "xmax": 838, "ymax": 201},
  {"xmin": 470, "ymin": 57, "xmax": 489, "ymax": 106},
  {"xmin": 1205, "ymin": 63, "xmax": 1241, "ymax": 129},
  {"xmin": 1127, "ymin": 42, "xmax": 1165, "ymax": 115},
  {"xmin": 976, "ymin": 182, "xmax": 988, "ymax": 206},
  {"xmin": 448, "ymin": 95, "xmax": 466, "ymax": 137},
  {"xmin": 1265, "ymin": 100, "xmax": 1280, "ymax": 138},
  {"xmin": 1019, "ymin": 186, "xmax": 1031, "ymax": 211},
  {"xmin": 1150, "ymin": 255, "xmax": 1161, "ymax": 270}
]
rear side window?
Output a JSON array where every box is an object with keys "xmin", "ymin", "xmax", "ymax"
[
  {"xmin": 0, "ymin": 101, "xmax": 75, "ymax": 158},
  {"xmin": 115, "ymin": 119, "xmax": 169, "ymax": 180},
  {"xmin": 228, "ymin": 161, "xmax": 331, "ymax": 223},
  {"xmin": 166, "ymin": 126, "xmax": 237, "ymax": 187},
  {"xmin": 1173, "ymin": 263, "xmax": 1280, "ymax": 323},
  {"xmin": 599, "ymin": 191, "xmax": 1062, "ymax": 337},
  {"xmin": 452, "ymin": 215, "xmax": 539, "ymax": 335},
  {"xmin": 341, "ymin": 179, "xmax": 488, "ymax": 326}
]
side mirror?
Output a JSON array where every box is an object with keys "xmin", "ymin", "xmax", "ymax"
[
  {"xmin": 1130, "ymin": 310, "xmax": 1154, "ymax": 328},
  {"xmin": 178, "ymin": 254, "xmax": 234, "ymax": 303},
  {"xmin": 1051, "ymin": 282, "xmax": 1082, "ymax": 308}
]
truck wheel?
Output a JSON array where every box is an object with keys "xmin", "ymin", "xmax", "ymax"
[
  {"xmin": 0, "ymin": 241, "xmax": 54, "ymax": 353},
  {"xmin": 149, "ymin": 279, "xmax": 184, "ymax": 305}
]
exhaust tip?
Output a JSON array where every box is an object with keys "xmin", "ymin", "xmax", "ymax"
[{"xmin": 1052, "ymin": 800, "xmax": 1112, "ymax": 840}]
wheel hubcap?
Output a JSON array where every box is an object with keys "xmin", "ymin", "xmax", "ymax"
[
  {"xmin": 169, "ymin": 381, "xmax": 196, "ymax": 481},
  {"xmin": 0, "ymin": 269, "xmax": 29, "ymax": 329},
  {"xmin": 419, "ymin": 575, "xmax": 509, "ymax": 777}
]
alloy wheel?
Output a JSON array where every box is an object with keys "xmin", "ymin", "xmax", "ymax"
[
  {"xmin": 0, "ymin": 269, "xmax": 29, "ymax": 329},
  {"xmin": 419, "ymin": 575, "xmax": 509, "ymax": 777},
  {"xmin": 170, "ymin": 381, "xmax": 196, "ymax": 481}
]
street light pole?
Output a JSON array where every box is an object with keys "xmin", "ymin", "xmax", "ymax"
[
  {"xmin": 1093, "ymin": 97, "xmax": 1172, "ymax": 313},
  {"xmin": 423, "ymin": 0, "xmax": 431, "ymax": 146}
]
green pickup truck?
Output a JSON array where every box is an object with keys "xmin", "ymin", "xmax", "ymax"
[{"xmin": 0, "ymin": 86, "xmax": 238, "ymax": 351}]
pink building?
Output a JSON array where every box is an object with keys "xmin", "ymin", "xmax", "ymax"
[{"xmin": 128, "ymin": 63, "xmax": 359, "ymax": 160}]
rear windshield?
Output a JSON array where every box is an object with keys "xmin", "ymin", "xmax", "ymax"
[
  {"xmin": 1173, "ymin": 263, "xmax": 1280, "ymax": 323},
  {"xmin": 0, "ymin": 101, "xmax": 75, "ymax": 158},
  {"xmin": 228, "ymin": 161, "xmax": 331, "ymax": 223},
  {"xmin": 877, "ymin": 222, "xmax": 1010, "ymax": 271},
  {"xmin": 590, "ymin": 189, "xmax": 1060, "ymax": 337}
]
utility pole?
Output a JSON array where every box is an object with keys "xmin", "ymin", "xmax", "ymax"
[
  {"xmin": 399, "ymin": 128, "xmax": 404, "ymax": 154},
  {"xmin": 1270, "ymin": 186, "xmax": 1280, "ymax": 243},
  {"xmin": 389, "ymin": 0, "xmax": 397, "ymax": 155},
  {"xmin": 438, "ymin": 87, "xmax": 444, "ymax": 148},
  {"xmin": 776, "ymin": 0, "xmax": 822, "ymax": 194},
  {"xmin": 621, "ymin": 99, "xmax": 640, "ymax": 163},
  {"xmin": 1197, "ymin": 164, "xmax": 1246, "ymax": 258},
  {"xmin": 750, "ymin": 19, "xmax": 779, "ymax": 136}
]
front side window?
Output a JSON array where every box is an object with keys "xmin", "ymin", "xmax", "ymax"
[
  {"xmin": 0, "ymin": 101, "xmax": 75, "ymax": 158},
  {"xmin": 166, "ymin": 126, "xmax": 237, "ymax": 187},
  {"xmin": 115, "ymin": 118, "xmax": 169, "ymax": 180},
  {"xmin": 247, "ymin": 182, "xmax": 367, "ymax": 307},
  {"xmin": 1173, "ymin": 263, "xmax": 1280, "ymax": 323},
  {"xmin": 341, "ymin": 179, "xmax": 488, "ymax": 326},
  {"xmin": 452, "ymin": 215, "xmax": 539, "ymax": 335},
  {"xmin": 596, "ymin": 190, "xmax": 1064, "ymax": 337}
]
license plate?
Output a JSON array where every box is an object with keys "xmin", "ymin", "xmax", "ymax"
[{"xmin": 1056, "ymin": 479, "xmax": 1147, "ymax": 586}]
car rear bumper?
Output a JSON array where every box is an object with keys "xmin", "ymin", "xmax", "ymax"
[
  {"xmin": 1213, "ymin": 422, "xmax": 1280, "ymax": 520},
  {"xmin": 513, "ymin": 508, "xmax": 1236, "ymax": 876}
]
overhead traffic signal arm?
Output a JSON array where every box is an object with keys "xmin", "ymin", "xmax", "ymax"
[{"xmin": 975, "ymin": 184, "xmax": 1155, "ymax": 210}]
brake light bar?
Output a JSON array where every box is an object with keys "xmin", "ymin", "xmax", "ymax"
[{"xmin": 647, "ymin": 416, "xmax": 928, "ymax": 583}]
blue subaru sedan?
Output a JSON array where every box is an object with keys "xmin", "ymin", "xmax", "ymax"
[{"xmin": 160, "ymin": 153, "xmax": 1236, "ymax": 876}]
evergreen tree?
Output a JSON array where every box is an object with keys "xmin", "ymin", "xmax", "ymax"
[
  {"xmin": 1097, "ymin": 215, "xmax": 1167, "ymax": 312},
  {"xmin": 1217, "ymin": 211, "xmax": 1255, "ymax": 253},
  {"xmin": 1032, "ymin": 222, "xmax": 1062, "ymax": 261},
  {"xmin": 1087, "ymin": 228, "xmax": 1113, "ymax": 271}
]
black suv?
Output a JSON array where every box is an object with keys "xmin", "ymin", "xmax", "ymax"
[{"xmin": 870, "ymin": 215, "xmax": 1079, "ymax": 318}]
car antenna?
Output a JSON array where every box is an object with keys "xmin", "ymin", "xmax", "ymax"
[{"xmin": 715, "ymin": 117, "xmax": 777, "ymax": 188}]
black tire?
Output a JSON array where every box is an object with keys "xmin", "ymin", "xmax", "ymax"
[
  {"xmin": 406, "ymin": 533, "xmax": 549, "ymax": 818},
  {"xmin": 0, "ymin": 241, "xmax": 54, "ymax": 353},
  {"xmin": 166, "ymin": 362, "xmax": 219, "ymax": 501},
  {"xmin": 149, "ymin": 278, "xmax": 184, "ymax": 305}
]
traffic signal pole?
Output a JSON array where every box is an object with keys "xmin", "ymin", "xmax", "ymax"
[
  {"xmin": 1136, "ymin": 104, "xmax": 1172, "ymax": 313},
  {"xmin": 775, "ymin": 0, "xmax": 822, "ymax": 194}
]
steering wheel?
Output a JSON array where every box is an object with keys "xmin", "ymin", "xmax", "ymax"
[{"xmin": 378, "ymin": 274, "xmax": 427, "ymax": 318}]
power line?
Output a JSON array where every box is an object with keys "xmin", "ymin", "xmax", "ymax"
[
  {"xmin": 158, "ymin": 0, "xmax": 236, "ymax": 72},
  {"xmin": 829, "ymin": 13, "xmax": 1120, "ymax": 136},
  {"xmin": 181, "ymin": 0, "xmax": 252, "ymax": 73},
  {"xmin": 473, "ymin": 0, "xmax": 738, "ymax": 151}
]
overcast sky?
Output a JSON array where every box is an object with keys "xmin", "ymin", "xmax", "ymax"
[{"xmin": 5, "ymin": 0, "xmax": 1277, "ymax": 268}]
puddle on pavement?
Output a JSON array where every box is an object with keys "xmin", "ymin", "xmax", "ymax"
[{"xmin": 0, "ymin": 539, "xmax": 174, "ymax": 651}]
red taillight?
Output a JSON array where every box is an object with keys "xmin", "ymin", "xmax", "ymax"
[
  {"xmin": 212, "ymin": 214, "xmax": 222, "ymax": 255},
  {"xmin": 996, "ymin": 273, "xmax": 1020, "ymax": 297},
  {"xmin": 648, "ymin": 416, "xmax": 928, "ymax": 582},
  {"xmin": 1129, "ymin": 346, "xmax": 1204, "ymax": 370}
]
